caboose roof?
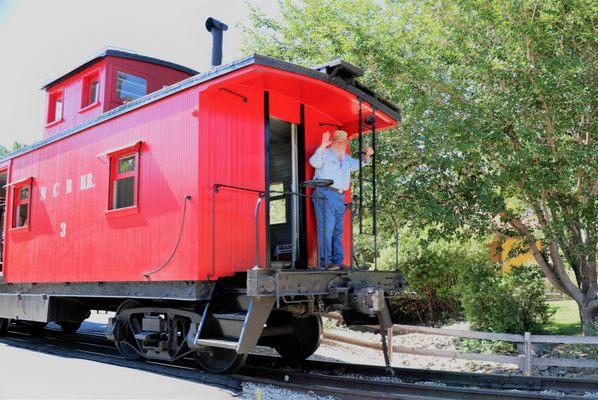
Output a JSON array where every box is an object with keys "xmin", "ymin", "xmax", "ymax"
[
  {"xmin": 2, "ymin": 54, "xmax": 401, "ymax": 163},
  {"xmin": 41, "ymin": 48, "xmax": 199, "ymax": 90}
]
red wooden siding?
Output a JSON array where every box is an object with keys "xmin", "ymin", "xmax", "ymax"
[
  {"xmin": 198, "ymin": 84, "xmax": 266, "ymax": 279},
  {"xmin": 6, "ymin": 88, "xmax": 200, "ymax": 283}
]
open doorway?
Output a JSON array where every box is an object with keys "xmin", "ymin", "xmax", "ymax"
[
  {"xmin": 268, "ymin": 117, "xmax": 301, "ymax": 268},
  {"xmin": 0, "ymin": 170, "xmax": 6, "ymax": 273}
]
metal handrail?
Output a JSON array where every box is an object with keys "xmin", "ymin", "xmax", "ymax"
[
  {"xmin": 270, "ymin": 189, "xmax": 314, "ymax": 199},
  {"xmin": 214, "ymin": 183, "xmax": 264, "ymax": 195},
  {"xmin": 254, "ymin": 194, "xmax": 265, "ymax": 268},
  {"xmin": 351, "ymin": 204, "xmax": 400, "ymax": 272},
  {"xmin": 212, "ymin": 184, "xmax": 337, "ymax": 270}
]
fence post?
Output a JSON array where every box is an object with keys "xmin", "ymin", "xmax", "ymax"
[{"xmin": 524, "ymin": 332, "xmax": 532, "ymax": 375}]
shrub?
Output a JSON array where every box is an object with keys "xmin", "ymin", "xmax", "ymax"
[
  {"xmin": 354, "ymin": 221, "xmax": 552, "ymax": 331},
  {"xmin": 458, "ymin": 263, "xmax": 554, "ymax": 334},
  {"xmin": 393, "ymin": 249, "xmax": 462, "ymax": 323},
  {"xmin": 361, "ymin": 226, "xmax": 488, "ymax": 324}
]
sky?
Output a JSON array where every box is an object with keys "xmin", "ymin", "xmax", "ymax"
[{"xmin": 0, "ymin": 0, "xmax": 279, "ymax": 148}]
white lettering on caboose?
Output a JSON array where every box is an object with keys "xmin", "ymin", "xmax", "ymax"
[
  {"xmin": 79, "ymin": 173, "xmax": 95, "ymax": 191},
  {"xmin": 39, "ymin": 173, "xmax": 95, "ymax": 203}
]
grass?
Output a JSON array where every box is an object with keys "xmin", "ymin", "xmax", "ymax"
[{"xmin": 545, "ymin": 299, "xmax": 582, "ymax": 335}]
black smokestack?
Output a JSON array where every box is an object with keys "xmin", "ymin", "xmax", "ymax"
[{"xmin": 205, "ymin": 17, "xmax": 228, "ymax": 67}]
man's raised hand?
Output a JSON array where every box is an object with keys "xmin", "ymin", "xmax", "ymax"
[{"xmin": 321, "ymin": 131, "xmax": 331, "ymax": 148}]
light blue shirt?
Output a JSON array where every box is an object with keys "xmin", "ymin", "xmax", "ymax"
[{"xmin": 309, "ymin": 148, "xmax": 362, "ymax": 191}]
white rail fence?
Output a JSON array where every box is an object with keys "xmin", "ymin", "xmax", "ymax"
[{"xmin": 323, "ymin": 323, "xmax": 598, "ymax": 375}]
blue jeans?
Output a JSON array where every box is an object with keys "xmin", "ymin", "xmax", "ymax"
[{"xmin": 313, "ymin": 187, "xmax": 346, "ymax": 266}]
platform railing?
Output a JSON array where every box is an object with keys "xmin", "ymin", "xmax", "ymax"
[
  {"xmin": 214, "ymin": 183, "xmax": 365, "ymax": 270},
  {"xmin": 213, "ymin": 183, "xmax": 328, "ymax": 270},
  {"xmin": 351, "ymin": 203, "xmax": 400, "ymax": 272}
]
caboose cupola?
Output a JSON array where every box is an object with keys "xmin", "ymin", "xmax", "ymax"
[{"xmin": 41, "ymin": 48, "xmax": 198, "ymax": 139}]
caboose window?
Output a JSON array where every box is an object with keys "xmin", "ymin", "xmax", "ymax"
[
  {"xmin": 110, "ymin": 153, "xmax": 138, "ymax": 210},
  {"xmin": 81, "ymin": 72, "xmax": 100, "ymax": 108},
  {"xmin": 116, "ymin": 71, "xmax": 147, "ymax": 102},
  {"xmin": 47, "ymin": 90, "xmax": 63, "ymax": 124},
  {"xmin": 12, "ymin": 185, "xmax": 30, "ymax": 228}
]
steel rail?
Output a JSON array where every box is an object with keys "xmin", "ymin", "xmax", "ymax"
[
  {"xmin": 238, "ymin": 365, "xmax": 584, "ymax": 400},
  {"xmin": 245, "ymin": 354, "xmax": 598, "ymax": 395},
  {"xmin": 1, "ymin": 325, "xmax": 596, "ymax": 399}
]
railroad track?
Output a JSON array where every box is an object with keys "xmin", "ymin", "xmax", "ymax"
[
  {"xmin": 0, "ymin": 323, "xmax": 596, "ymax": 400},
  {"xmin": 246, "ymin": 354, "xmax": 598, "ymax": 395},
  {"xmin": 239, "ymin": 359, "xmax": 598, "ymax": 400}
]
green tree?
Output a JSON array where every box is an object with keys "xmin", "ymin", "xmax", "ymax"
[
  {"xmin": 0, "ymin": 141, "xmax": 26, "ymax": 157},
  {"xmin": 243, "ymin": 0, "xmax": 597, "ymax": 334}
]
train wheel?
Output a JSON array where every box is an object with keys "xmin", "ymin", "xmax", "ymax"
[
  {"xmin": 59, "ymin": 321, "xmax": 82, "ymax": 334},
  {"xmin": 273, "ymin": 314, "xmax": 322, "ymax": 362},
  {"xmin": 114, "ymin": 300, "xmax": 145, "ymax": 361},
  {"xmin": 0, "ymin": 318, "xmax": 9, "ymax": 337},
  {"xmin": 196, "ymin": 347, "xmax": 248, "ymax": 374}
]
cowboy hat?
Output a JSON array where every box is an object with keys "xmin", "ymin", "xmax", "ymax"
[{"xmin": 331, "ymin": 130, "xmax": 349, "ymax": 145}]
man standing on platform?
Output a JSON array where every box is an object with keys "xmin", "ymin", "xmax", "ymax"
[{"xmin": 309, "ymin": 130, "xmax": 373, "ymax": 270}]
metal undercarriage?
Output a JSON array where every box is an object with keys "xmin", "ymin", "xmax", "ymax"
[{"xmin": 0, "ymin": 268, "xmax": 403, "ymax": 373}]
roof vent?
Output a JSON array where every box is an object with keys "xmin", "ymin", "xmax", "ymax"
[{"xmin": 312, "ymin": 59, "xmax": 363, "ymax": 85}]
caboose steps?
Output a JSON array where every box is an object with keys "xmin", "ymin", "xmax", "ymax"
[
  {"xmin": 211, "ymin": 312, "xmax": 247, "ymax": 339},
  {"xmin": 194, "ymin": 338, "xmax": 238, "ymax": 350},
  {"xmin": 212, "ymin": 312, "xmax": 247, "ymax": 321},
  {"xmin": 190, "ymin": 296, "xmax": 276, "ymax": 354}
]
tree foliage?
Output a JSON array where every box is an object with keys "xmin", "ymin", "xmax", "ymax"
[
  {"xmin": 458, "ymin": 263, "xmax": 554, "ymax": 334},
  {"xmin": 243, "ymin": 0, "xmax": 597, "ymax": 333},
  {"xmin": 0, "ymin": 141, "xmax": 26, "ymax": 157}
]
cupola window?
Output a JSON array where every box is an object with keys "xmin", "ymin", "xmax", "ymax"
[
  {"xmin": 47, "ymin": 90, "xmax": 64, "ymax": 124},
  {"xmin": 81, "ymin": 71, "xmax": 100, "ymax": 108},
  {"xmin": 116, "ymin": 71, "xmax": 147, "ymax": 102}
]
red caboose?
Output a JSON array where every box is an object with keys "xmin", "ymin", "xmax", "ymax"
[{"xmin": 0, "ymin": 20, "xmax": 402, "ymax": 373}]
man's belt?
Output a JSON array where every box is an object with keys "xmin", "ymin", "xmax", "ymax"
[{"xmin": 329, "ymin": 187, "xmax": 345, "ymax": 194}]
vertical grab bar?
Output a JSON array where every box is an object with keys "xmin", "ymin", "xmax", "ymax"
[
  {"xmin": 358, "ymin": 98, "xmax": 364, "ymax": 234},
  {"xmin": 254, "ymin": 193, "xmax": 266, "ymax": 268},
  {"xmin": 313, "ymin": 191, "xmax": 327, "ymax": 269},
  {"xmin": 370, "ymin": 109, "xmax": 378, "ymax": 271}
]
